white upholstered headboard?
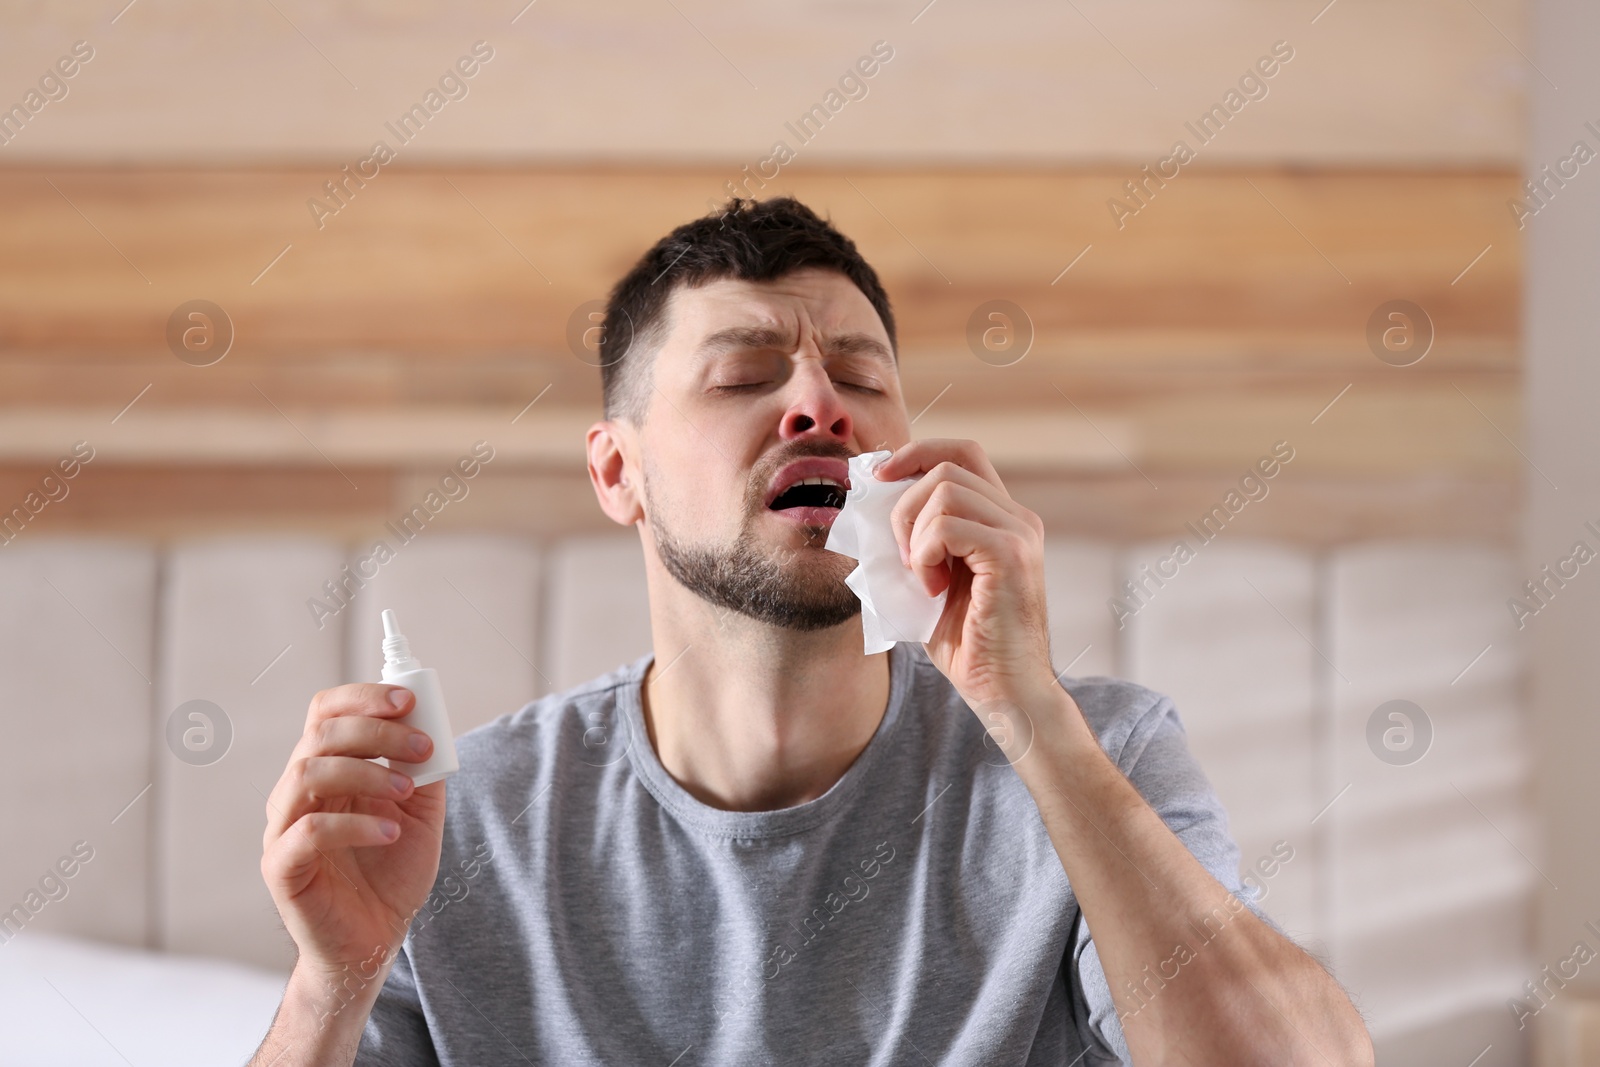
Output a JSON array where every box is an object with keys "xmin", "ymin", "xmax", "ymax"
[{"xmin": 0, "ymin": 532, "xmax": 1527, "ymax": 1054}]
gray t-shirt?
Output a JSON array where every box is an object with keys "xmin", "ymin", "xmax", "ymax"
[{"xmin": 355, "ymin": 641, "xmax": 1270, "ymax": 1066}]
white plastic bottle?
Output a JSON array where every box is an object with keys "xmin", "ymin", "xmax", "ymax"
[{"xmin": 378, "ymin": 609, "xmax": 459, "ymax": 787}]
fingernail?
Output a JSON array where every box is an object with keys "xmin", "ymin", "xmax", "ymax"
[
  {"xmin": 379, "ymin": 819, "xmax": 399, "ymax": 839},
  {"xmin": 388, "ymin": 688, "xmax": 409, "ymax": 709},
  {"xmin": 389, "ymin": 771, "xmax": 412, "ymax": 794},
  {"xmin": 409, "ymin": 732, "xmax": 431, "ymax": 755}
]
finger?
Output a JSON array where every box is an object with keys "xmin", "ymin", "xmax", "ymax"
[
  {"xmin": 908, "ymin": 503, "xmax": 1033, "ymax": 597},
  {"xmin": 302, "ymin": 684, "xmax": 417, "ymax": 736},
  {"xmin": 889, "ymin": 461, "xmax": 1027, "ymax": 567},
  {"xmin": 903, "ymin": 479, "xmax": 1035, "ymax": 588},
  {"xmin": 311, "ymin": 714, "xmax": 433, "ymax": 762},
  {"xmin": 266, "ymin": 755, "xmax": 414, "ymax": 841},
  {"xmin": 263, "ymin": 811, "xmax": 400, "ymax": 890},
  {"xmin": 268, "ymin": 715, "xmax": 431, "ymax": 841},
  {"xmin": 873, "ymin": 439, "xmax": 1005, "ymax": 493},
  {"xmin": 290, "ymin": 685, "xmax": 417, "ymax": 764}
]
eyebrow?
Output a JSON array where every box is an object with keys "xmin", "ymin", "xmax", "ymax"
[{"xmin": 694, "ymin": 325, "xmax": 896, "ymax": 367}]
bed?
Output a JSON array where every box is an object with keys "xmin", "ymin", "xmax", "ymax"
[
  {"xmin": 0, "ymin": 531, "xmax": 1530, "ymax": 1060},
  {"xmin": 0, "ymin": 931, "xmax": 286, "ymax": 1065}
]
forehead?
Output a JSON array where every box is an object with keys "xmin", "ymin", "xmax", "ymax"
[{"xmin": 661, "ymin": 268, "xmax": 888, "ymax": 352}]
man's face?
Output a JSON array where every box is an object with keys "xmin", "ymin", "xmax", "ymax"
[{"xmin": 631, "ymin": 267, "xmax": 910, "ymax": 631}]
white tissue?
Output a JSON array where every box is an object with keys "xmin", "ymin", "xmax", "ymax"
[{"xmin": 825, "ymin": 450, "xmax": 949, "ymax": 654}]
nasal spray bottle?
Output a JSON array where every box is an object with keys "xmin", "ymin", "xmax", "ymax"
[{"xmin": 379, "ymin": 609, "xmax": 459, "ymax": 787}]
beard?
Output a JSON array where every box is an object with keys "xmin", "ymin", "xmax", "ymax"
[{"xmin": 642, "ymin": 458, "xmax": 862, "ymax": 632}]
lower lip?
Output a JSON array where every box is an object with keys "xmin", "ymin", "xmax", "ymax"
[{"xmin": 768, "ymin": 506, "xmax": 841, "ymax": 526}]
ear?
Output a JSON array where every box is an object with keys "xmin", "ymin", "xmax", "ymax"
[{"xmin": 587, "ymin": 420, "xmax": 643, "ymax": 526}]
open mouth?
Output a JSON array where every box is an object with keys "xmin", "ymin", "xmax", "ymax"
[{"xmin": 767, "ymin": 477, "xmax": 848, "ymax": 513}]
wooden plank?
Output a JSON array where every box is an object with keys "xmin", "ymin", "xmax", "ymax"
[
  {"xmin": 0, "ymin": 380, "xmax": 1525, "ymax": 475},
  {"xmin": 0, "ymin": 462, "xmax": 393, "ymax": 534},
  {"xmin": 0, "ymin": 463, "xmax": 1521, "ymax": 545},
  {"xmin": 0, "ymin": 1, "xmax": 1522, "ymax": 163},
  {"xmin": 0, "ymin": 162, "xmax": 1523, "ymax": 542},
  {"xmin": 0, "ymin": 167, "xmax": 1518, "ymax": 361}
]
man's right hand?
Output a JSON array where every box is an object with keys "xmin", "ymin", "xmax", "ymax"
[{"xmin": 261, "ymin": 684, "xmax": 447, "ymax": 986}]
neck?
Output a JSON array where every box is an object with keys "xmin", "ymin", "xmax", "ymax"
[{"xmin": 639, "ymin": 603, "xmax": 891, "ymax": 813}]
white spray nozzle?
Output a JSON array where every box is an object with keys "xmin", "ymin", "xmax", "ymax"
[
  {"xmin": 381, "ymin": 609, "xmax": 421, "ymax": 675},
  {"xmin": 375, "ymin": 607, "xmax": 458, "ymax": 786}
]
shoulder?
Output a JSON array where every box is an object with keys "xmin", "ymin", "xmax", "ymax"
[
  {"xmin": 1056, "ymin": 674, "xmax": 1186, "ymax": 772},
  {"xmin": 444, "ymin": 655, "xmax": 647, "ymax": 812},
  {"xmin": 1061, "ymin": 676, "xmax": 1237, "ymax": 847}
]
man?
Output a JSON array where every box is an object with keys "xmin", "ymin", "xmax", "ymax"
[{"xmin": 252, "ymin": 197, "xmax": 1373, "ymax": 1065}]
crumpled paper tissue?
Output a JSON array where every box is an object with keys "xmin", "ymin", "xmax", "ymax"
[{"xmin": 825, "ymin": 450, "xmax": 949, "ymax": 655}]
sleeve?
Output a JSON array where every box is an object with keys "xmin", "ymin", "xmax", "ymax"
[
  {"xmin": 353, "ymin": 940, "xmax": 442, "ymax": 1067},
  {"xmin": 1065, "ymin": 691, "xmax": 1287, "ymax": 1063}
]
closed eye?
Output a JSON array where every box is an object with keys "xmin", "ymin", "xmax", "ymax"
[{"xmin": 711, "ymin": 383, "xmax": 880, "ymax": 394}]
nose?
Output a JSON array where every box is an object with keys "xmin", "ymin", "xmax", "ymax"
[{"xmin": 778, "ymin": 361, "xmax": 853, "ymax": 443}]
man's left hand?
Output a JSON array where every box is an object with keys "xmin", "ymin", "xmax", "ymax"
[{"xmin": 874, "ymin": 439, "xmax": 1058, "ymax": 716}]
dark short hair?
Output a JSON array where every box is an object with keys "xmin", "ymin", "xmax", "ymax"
[{"xmin": 598, "ymin": 196, "xmax": 897, "ymax": 424}]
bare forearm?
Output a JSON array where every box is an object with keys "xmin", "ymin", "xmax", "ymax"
[
  {"xmin": 1009, "ymin": 684, "xmax": 1371, "ymax": 1067},
  {"xmin": 248, "ymin": 960, "xmax": 389, "ymax": 1067}
]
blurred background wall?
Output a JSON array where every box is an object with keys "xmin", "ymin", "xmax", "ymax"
[{"xmin": 4, "ymin": 1, "xmax": 1593, "ymax": 1065}]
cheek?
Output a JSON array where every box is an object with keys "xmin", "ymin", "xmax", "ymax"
[
  {"xmin": 854, "ymin": 404, "xmax": 906, "ymax": 451},
  {"xmin": 645, "ymin": 460, "xmax": 734, "ymax": 533},
  {"xmin": 690, "ymin": 437, "xmax": 757, "ymax": 505}
]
